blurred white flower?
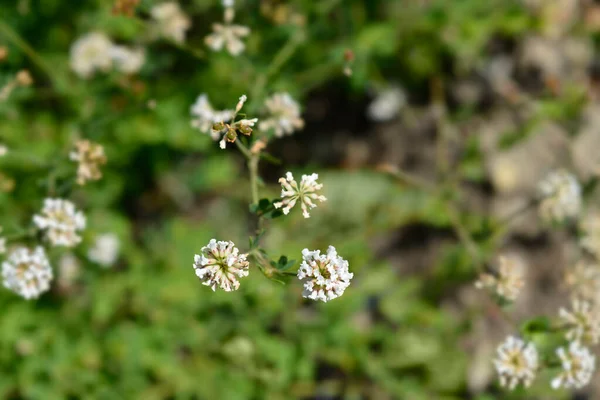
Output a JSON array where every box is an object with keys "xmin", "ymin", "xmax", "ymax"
[
  {"xmin": 564, "ymin": 261, "xmax": 600, "ymax": 303},
  {"xmin": 70, "ymin": 32, "xmax": 114, "ymax": 79},
  {"xmin": 2, "ymin": 246, "xmax": 52, "ymax": 300},
  {"xmin": 205, "ymin": 22, "xmax": 250, "ymax": 56},
  {"xmin": 33, "ymin": 198, "xmax": 86, "ymax": 247},
  {"xmin": 109, "ymin": 45, "xmax": 145, "ymax": 74},
  {"xmin": 259, "ymin": 93, "xmax": 304, "ymax": 137},
  {"xmin": 298, "ymin": 246, "xmax": 353, "ymax": 302},
  {"xmin": 559, "ymin": 299, "xmax": 600, "ymax": 345},
  {"xmin": 69, "ymin": 139, "xmax": 107, "ymax": 186},
  {"xmin": 0, "ymin": 145, "xmax": 7, "ymax": 157},
  {"xmin": 151, "ymin": 2, "xmax": 191, "ymax": 44},
  {"xmin": 580, "ymin": 212, "xmax": 600, "ymax": 260},
  {"xmin": 551, "ymin": 341, "xmax": 596, "ymax": 389},
  {"xmin": 493, "ymin": 336, "xmax": 538, "ymax": 390},
  {"xmin": 88, "ymin": 233, "xmax": 120, "ymax": 268},
  {"xmin": 475, "ymin": 255, "xmax": 525, "ymax": 302},
  {"xmin": 274, "ymin": 172, "xmax": 327, "ymax": 218},
  {"xmin": 367, "ymin": 86, "xmax": 406, "ymax": 122},
  {"xmin": 537, "ymin": 170, "xmax": 581, "ymax": 223},
  {"xmin": 193, "ymin": 239, "xmax": 249, "ymax": 292},
  {"xmin": 190, "ymin": 94, "xmax": 234, "ymax": 135},
  {"xmin": 57, "ymin": 253, "xmax": 80, "ymax": 290}
]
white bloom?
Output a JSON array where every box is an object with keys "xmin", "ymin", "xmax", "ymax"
[
  {"xmin": 537, "ymin": 170, "xmax": 581, "ymax": 223},
  {"xmin": 551, "ymin": 341, "xmax": 596, "ymax": 389},
  {"xmin": 580, "ymin": 212, "xmax": 600, "ymax": 259},
  {"xmin": 259, "ymin": 93, "xmax": 304, "ymax": 138},
  {"xmin": 367, "ymin": 86, "xmax": 406, "ymax": 122},
  {"xmin": 57, "ymin": 253, "xmax": 80, "ymax": 290},
  {"xmin": 70, "ymin": 32, "xmax": 113, "ymax": 79},
  {"xmin": 475, "ymin": 255, "xmax": 525, "ymax": 301},
  {"xmin": 493, "ymin": 336, "xmax": 539, "ymax": 390},
  {"xmin": 222, "ymin": 0, "xmax": 234, "ymax": 7},
  {"xmin": 190, "ymin": 94, "xmax": 234, "ymax": 135},
  {"xmin": 69, "ymin": 139, "xmax": 107, "ymax": 186},
  {"xmin": 2, "ymin": 246, "xmax": 52, "ymax": 300},
  {"xmin": 559, "ymin": 299, "xmax": 600, "ymax": 345},
  {"xmin": 298, "ymin": 246, "xmax": 353, "ymax": 302},
  {"xmin": 109, "ymin": 45, "xmax": 145, "ymax": 74},
  {"xmin": 564, "ymin": 261, "xmax": 600, "ymax": 303},
  {"xmin": 193, "ymin": 239, "xmax": 249, "ymax": 292},
  {"xmin": 235, "ymin": 94, "xmax": 247, "ymax": 113},
  {"xmin": 274, "ymin": 172, "xmax": 327, "ymax": 218},
  {"xmin": 33, "ymin": 198, "xmax": 86, "ymax": 247},
  {"xmin": 151, "ymin": 2, "xmax": 191, "ymax": 44},
  {"xmin": 205, "ymin": 22, "xmax": 250, "ymax": 56},
  {"xmin": 88, "ymin": 233, "xmax": 120, "ymax": 267},
  {"xmin": 0, "ymin": 145, "xmax": 7, "ymax": 157}
]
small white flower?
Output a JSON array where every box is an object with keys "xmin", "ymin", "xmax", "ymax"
[
  {"xmin": 259, "ymin": 93, "xmax": 304, "ymax": 138},
  {"xmin": 69, "ymin": 139, "xmax": 107, "ymax": 186},
  {"xmin": 559, "ymin": 299, "xmax": 600, "ymax": 345},
  {"xmin": 151, "ymin": 2, "xmax": 191, "ymax": 44},
  {"xmin": 274, "ymin": 172, "xmax": 327, "ymax": 218},
  {"xmin": 0, "ymin": 145, "xmax": 7, "ymax": 157},
  {"xmin": 564, "ymin": 261, "xmax": 600, "ymax": 303},
  {"xmin": 537, "ymin": 170, "xmax": 581, "ymax": 223},
  {"xmin": 298, "ymin": 246, "xmax": 353, "ymax": 302},
  {"xmin": 367, "ymin": 86, "xmax": 406, "ymax": 122},
  {"xmin": 88, "ymin": 233, "xmax": 120, "ymax": 268},
  {"xmin": 235, "ymin": 94, "xmax": 247, "ymax": 113},
  {"xmin": 190, "ymin": 94, "xmax": 234, "ymax": 136},
  {"xmin": 57, "ymin": 253, "xmax": 80, "ymax": 290},
  {"xmin": 493, "ymin": 336, "xmax": 539, "ymax": 390},
  {"xmin": 70, "ymin": 32, "xmax": 113, "ymax": 79},
  {"xmin": 475, "ymin": 255, "xmax": 525, "ymax": 302},
  {"xmin": 2, "ymin": 246, "xmax": 53, "ymax": 300},
  {"xmin": 193, "ymin": 239, "xmax": 249, "ymax": 292},
  {"xmin": 551, "ymin": 341, "xmax": 596, "ymax": 389},
  {"xmin": 222, "ymin": 0, "xmax": 234, "ymax": 7},
  {"xmin": 109, "ymin": 45, "xmax": 145, "ymax": 74},
  {"xmin": 33, "ymin": 198, "xmax": 86, "ymax": 247},
  {"xmin": 205, "ymin": 22, "xmax": 250, "ymax": 56}
]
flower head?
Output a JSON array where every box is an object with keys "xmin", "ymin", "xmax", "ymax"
[
  {"xmin": 367, "ymin": 86, "xmax": 406, "ymax": 122},
  {"xmin": 70, "ymin": 32, "xmax": 113, "ymax": 79},
  {"xmin": 2, "ymin": 246, "xmax": 52, "ymax": 300},
  {"xmin": 151, "ymin": 2, "xmax": 191, "ymax": 44},
  {"xmin": 274, "ymin": 172, "xmax": 327, "ymax": 218},
  {"xmin": 564, "ymin": 260, "xmax": 600, "ymax": 303},
  {"xmin": 259, "ymin": 93, "xmax": 304, "ymax": 137},
  {"xmin": 475, "ymin": 255, "xmax": 525, "ymax": 301},
  {"xmin": 297, "ymin": 246, "xmax": 353, "ymax": 302},
  {"xmin": 0, "ymin": 145, "xmax": 7, "ymax": 157},
  {"xmin": 69, "ymin": 139, "xmax": 107, "ymax": 185},
  {"xmin": 493, "ymin": 336, "xmax": 539, "ymax": 390},
  {"xmin": 190, "ymin": 94, "xmax": 235, "ymax": 135},
  {"xmin": 109, "ymin": 45, "xmax": 145, "ymax": 74},
  {"xmin": 537, "ymin": 170, "xmax": 581, "ymax": 223},
  {"xmin": 193, "ymin": 239, "xmax": 249, "ymax": 292},
  {"xmin": 559, "ymin": 299, "xmax": 600, "ymax": 345},
  {"xmin": 33, "ymin": 198, "xmax": 86, "ymax": 247},
  {"xmin": 88, "ymin": 233, "xmax": 120, "ymax": 268},
  {"xmin": 551, "ymin": 341, "xmax": 596, "ymax": 389},
  {"xmin": 205, "ymin": 23, "xmax": 250, "ymax": 56}
]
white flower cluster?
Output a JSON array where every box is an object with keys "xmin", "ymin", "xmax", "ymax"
[
  {"xmin": 69, "ymin": 139, "xmax": 107, "ymax": 186},
  {"xmin": 537, "ymin": 170, "xmax": 581, "ymax": 223},
  {"xmin": 151, "ymin": 2, "xmax": 191, "ymax": 44},
  {"xmin": 259, "ymin": 93, "xmax": 304, "ymax": 138},
  {"xmin": 193, "ymin": 239, "xmax": 249, "ymax": 292},
  {"xmin": 33, "ymin": 198, "xmax": 86, "ymax": 248},
  {"xmin": 551, "ymin": 341, "xmax": 596, "ymax": 389},
  {"xmin": 2, "ymin": 246, "xmax": 53, "ymax": 300},
  {"xmin": 70, "ymin": 32, "xmax": 145, "ymax": 79},
  {"xmin": 205, "ymin": 0, "xmax": 250, "ymax": 56},
  {"xmin": 564, "ymin": 260, "xmax": 600, "ymax": 303},
  {"xmin": 475, "ymin": 255, "xmax": 525, "ymax": 301},
  {"xmin": 88, "ymin": 233, "xmax": 120, "ymax": 268},
  {"xmin": 297, "ymin": 246, "xmax": 353, "ymax": 302},
  {"xmin": 367, "ymin": 86, "xmax": 406, "ymax": 122},
  {"xmin": 559, "ymin": 299, "xmax": 600, "ymax": 345},
  {"xmin": 0, "ymin": 145, "xmax": 7, "ymax": 157},
  {"xmin": 274, "ymin": 172, "xmax": 327, "ymax": 218},
  {"xmin": 190, "ymin": 94, "xmax": 234, "ymax": 134},
  {"xmin": 493, "ymin": 336, "xmax": 539, "ymax": 390}
]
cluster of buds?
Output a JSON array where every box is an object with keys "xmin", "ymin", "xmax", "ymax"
[
  {"xmin": 211, "ymin": 95, "xmax": 258, "ymax": 149},
  {"xmin": 69, "ymin": 139, "xmax": 107, "ymax": 185}
]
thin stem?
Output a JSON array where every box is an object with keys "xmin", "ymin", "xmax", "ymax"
[{"xmin": 248, "ymin": 155, "xmax": 259, "ymax": 206}]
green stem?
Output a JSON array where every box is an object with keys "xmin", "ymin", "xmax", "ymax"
[{"xmin": 235, "ymin": 140, "xmax": 259, "ymax": 206}]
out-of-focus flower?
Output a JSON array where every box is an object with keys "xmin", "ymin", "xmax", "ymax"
[
  {"xmin": 70, "ymin": 139, "xmax": 107, "ymax": 186},
  {"xmin": 57, "ymin": 253, "xmax": 80, "ymax": 291},
  {"xmin": 190, "ymin": 94, "xmax": 234, "ymax": 135},
  {"xmin": 559, "ymin": 299, "xmax": 600, "ymax": 345},
  {"xmin": 475, "ymin": 255, "xmax": 525, "ymax": 302},
  {"xmin": 367, "ymin": 86, "xmax": 406, "ymax": 122},
  {"xmin": 2, "ymin": 246, "xmax": 52, "ymax": 300},
  {"xmin": 298, "ymin": 246, "xmax": 353, "ymax": 302},
  {"xmin": 274, "ymin": 172, "xmax": 326, "ymax": 218},
  {"xmin": 493, "ymin": 336, "xmax": 538, "ymax": 390},
  {"xmin": 205, "ymin": 22, "xmax": 250, "ymax": 56},
  {"xmin": 88, "ymin": 233, "xmax": 120, "ymax": 268},
  {"xmin": 109, "ymin": 45, "xmax": 145, "ymax": 74},
  {"xmin": 33, "ymin": 198, "xmax": 86, "ymax": 247},
  {"xmin": 0, "ymin": 145, "xmax": 7, "ymax": 157},
  {"xmin": 193, "ymin": 239, "xmax": 249, "ymax": 292},
  {"xmin": 70, "ymin": 32, "xmax": 114, "ymax": 78},
  {"xmin": 151, "ymin": 2, "xmax": 191, "ymax": 44},
  {"xmin": 565, "ymin": 261, "xmax": 600, "ymax": 303},
  {"xmin": 551, "ymin": 341, "xmax": 596, "ymax": 389},
  {"xmin": 259, "ymin": 93, "xmax": 304, "ymax": 137},
  {"xmin": 580, "ymin": 212, "xmax": 600, "ymax": 259},
  {"xmin": 537, "ymin": 170, "xmax": 581, "ymax": 223},
  {"xmin": 15, "ymin": 70, "xmax": 32, "ymax": 86}
]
